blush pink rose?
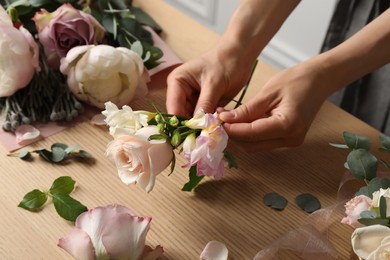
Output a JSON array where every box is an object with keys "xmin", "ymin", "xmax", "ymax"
[
  {"xmin": 106, "ymin": 126, "xmax": 173, "ymax": 193},
  {"xmin": 57, "ymin": 204, "xmax": 163, "ymax": 260},
  {"xmin": 341, "ymin": 195, "xmax": 372, "ymax": 228},
  {"xmin": 33, "ymin": 3, "xmax": 105, "ymax": 68}
]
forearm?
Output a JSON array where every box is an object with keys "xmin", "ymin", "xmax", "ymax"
[
  {"xmin": 216, "ymin": 0, "xmax": 300, "ymax": 63},
  {"xmin": 313, "ymin": 8, "xmax": 390, "ymax": 96}
]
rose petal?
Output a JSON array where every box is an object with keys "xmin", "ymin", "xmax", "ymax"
[
  {"xmin": 15, "ymin": 125, "xmax": 41, "ymax": 144},
  {"xmin": 351, "ymin": 225, "xmax": 390, "ymax": 259},
  {"xmin": 90, "ymin": 113, "xmax": 106, "ymax": 125},
  {"xmin": 200, "ymin": 241, "xmax": 229, "ymax": 260},
  {"xmin": 57, "ymin": 228, "xmax": 95, "ymax": 260}
]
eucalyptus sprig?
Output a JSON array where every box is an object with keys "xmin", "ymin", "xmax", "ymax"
[
  {"xmin": 18, "ymin": 176, "xmax": 88, "ymax": 222},
  {"xmin": 8, "ymin": 143, "xmax": 93, "ymax": 164}
]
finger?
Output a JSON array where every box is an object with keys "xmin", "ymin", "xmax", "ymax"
[
  {"xmin": 166, "ymin": 75, "xmax": 197, "ymax": 116},
  {"xmin": 194, "ymin": 86, "xmax": 222, "ymax": 114},
  {"xmin": 219, "ymin": 96, "xmax": 271, "ymax": 123},
  {"xmin": 222, "ymin": 114, "xmax": 294, "ymax": 142}
]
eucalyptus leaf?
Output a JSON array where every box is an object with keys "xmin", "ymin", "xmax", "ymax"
[
  {"xmin": 182, "ymin": 165, "xmax": 204, "ymax": 192},
  {"xmin": 18, "ymin": 189, "xmax": 48, "ymax": 210},
  {"xmin": 130, "ymin": 40, "xmax": 143, "ymax": 57},
  {"xmin": 37, "ymin": 149, "xmax": 54, "ymax": 162},
  {"xmin": 108, "ymin": 0, "xmax": 127, "ymax": 9},
  {"xmin": 360, "ymin": 210, "xmax": 376, "ymax": 219},
  {"xmin": 380, "ymin": 159, "xmax": 390, "ymax": 170},
  {"xmin": 358, "ymin": 218, "xmax": 390, "ymax": 226},
  {"xmin": 131, "ymin": 7, "xmax": 162, "ymax": 33},
  {"xmin": 263, "ymin": 192, "xmax": 287, "ymax": 211},
  {"xmin": 73, "ymin": 150, "xmax": 93, "ymax": 159},
  {"xmin": 224, "ymin": 151, "xmax": 238, "ymax": 169},
  {"xmin": 18, "ymin": 149, "xmax": 31, "ymax": 160},
  {"xmin": 295, "ymin": 193, "xmax": 321, "ymax": 213},
  {"xmin": 51, "ymin": 143, "xmax": 68, "ymax": 150},
  {"xmin": 29, "ymin": 0, "xmax": 51, "ymax": 7},
  {"xmin": 49, "ymin": 176, "xmax": 75, "ymax": 195},
  {"xmin": 52, "ymin": 193, "xmax": 88, "ymax": 222},
  {"xmin": 343, "ymin": 131, "xmax": 371, "ymax": 150},
  {"xmin": 51, "ymin": 146, "xmax": 67, "ymax": 163},
  {"xmin": 102, "ymin": 13, "xmax": 117, "ymax": 37},
  {"xmin": 65, "ymin": 144, "xmax": 81, "ymax": 154},
  {"xmin": 347, "ymin": 149, "xmax": 378, "ymax": 181},
  {"xmin": 380, "ymin": 196, "xmax": 387, "ymax": 219},
  {"xmin": 379, "ymin": 134, "xmax": 390, "ymax": 150}
]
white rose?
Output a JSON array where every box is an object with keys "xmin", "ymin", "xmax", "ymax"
[
  {"xmin": 351, "ymin": 224, "xmax": 390, "ymax": 260},
  {"xmin": 0, "ymin": 6, "xmax": 39, "ymax": 97},
  {"xmin": 60, "ymin": 45, "xmax": 148, "ymax": 109},
  {"xmin": 371, "ymin": 188, "xmax": 390, "ymax": 217},
  {"xmin": 102, "ymin": 101, "xmax": 155, "ymax": 137},
  {"xmin": 106, "ymin": 126, "xmax": 173, "ymax": 192}
]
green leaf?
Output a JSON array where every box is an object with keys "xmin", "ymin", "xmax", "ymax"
[
  {"xmin": 131, "ymin": 7, "xmax": 162, "ymax": 33},
  {"xmin": 263, "ymin": 192, "xmax": 287, "ymax": 211},
  {"xmin": 182, "ymin": 165, "xmax": 204, "ymax": 192},
  {"xmin": 52, "ymin": 193, "xmax": 88, "ymax": 222},
  {"xmin": 358, "ymin": 218, "xmax": 390, "ymax": 226},
  {"xmin": 130, "ymin": 40, "xmax": 143, "ymax": 57},
  {"xmin": 29, "ymin": 0, "xmax": 52, "ymax": 6},
  {"xmin": 224, "ymin": 151, "xmax": 238, "ymax": 168},
  {"xmin": 49, "ymin": 176, "xmax": 75, "ymax": 195},
  {"xmin": 347, "ymin": 149, "xmax": 378, "ymax": 181},
  {"xmin": 343, "ymin": 131, "xmax": 371, "ymax": 150},
  {"xmin": 360, "ymin": 210, "xmax": 376, "ymax": 219},
  {"xmin": 109, "ymin": 0, "xmax": 127, "ymax": 9},
  {"xmin": 295, "ymin": 193, "xmax": 321, "ymax": 213},
  {"xmin": 72, "ymin": 150, "xmax": 93, "ymax": 159},
  {"xmin": 380, "ymin": 196, "xmax": 387, "ymax": 219},
  {"xmin": 51, "ymin": 143, "xmax": 68, "ymax": 150},
  {"xmin": 18, "ymin": 149, "xmax": 31, "ymax": 160},
  {"xmin": 65, "ymin": 144, "xmax": 81, "ymax": 154},
  {"xmin": 37, "ymin": 149, "xmax": 54, "ymax": 162},
  {"xmin": 18, "ymin": 189, "xmax": 48, "ymax": 210},
  {"xmin": 379, "ymin": 134, "xmax": 390, "ymax": 151},
  {"xmin": 169, "ymin": 151, "xmax": 176, "ymax": 176},
  {"xmin": 102, "ymin": 13, "xmax": 117, "ymax": 37}
]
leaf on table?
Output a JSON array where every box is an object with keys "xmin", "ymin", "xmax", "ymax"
[
  {"xmin": 52, "ymin": 193, "xmax": 88, "ymax": 222},
  {"xmin": 295, "ymin": 193, "xmax": 321, "ymax": 213},
  {"xmin": 263, "ymin": 192, "xmax": 288, "ymax": 211},
  {"xmin": 18, "ymin": 189, "xmax": 48, "ymax": 210},
  {"xmin": 49, "ymin": 176, "xmax": 76, "ymax": 195}
]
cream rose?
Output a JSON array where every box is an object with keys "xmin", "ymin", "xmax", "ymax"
[
  {"xmin": 106, "ymin": 126, "xmax": 173, "ymax": 192},
  {"xmin": 351, "ymin": 224, "xmax": 390, "ymax": 260},
  {"xmin": 60, "ymin": 45, "xmax": 148, "ymax": 109},
  {"xmin": 372, "ymin": 188, "xmax": 390, "ymax": 217}
]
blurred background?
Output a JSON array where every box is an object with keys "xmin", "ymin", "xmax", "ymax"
[{"xmin": 164, "ymin": 0, "xmax": 338, "ymax": 70}]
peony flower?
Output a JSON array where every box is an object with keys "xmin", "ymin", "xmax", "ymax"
[
  {"xmin": 351, "ymin": 224, "xmax": 390, "ymax": 260},
  {"xmin": 33, "ymin": 3, "xmax": 105, "ymax": 68},
  {"xmin": 57, "ymin": 204, "xmax": 163, "ymax": 260},
  {"xmin": 183, "ymin": 110, "xmax": 228, "ymax": 179},
  {"xmin": 102, "ymin": 102, "xmax": 155, "ymax": 137},
  {"xmin": 60, "ymin": 45, "xmax": 148, "ymax": 109},
  {"xmin": 372, "ymin": 188, "xmax": 390, "ymax": 217},
  {"xmin": 341, "ymin": 195, "xmax": 372, "ymax": 228},
  {"xmin": 200, "ymin": 241, "xmax": 229, "ymax": 260},
  {"xmin": 0, "ymin": 6, "xmax": 40, "ymax": 97},
  {"xmin": 106, "ymin": 126, "xmax": 173, "ymax": 192}
]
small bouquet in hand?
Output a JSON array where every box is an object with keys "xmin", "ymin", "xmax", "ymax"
[{"xmin": 103, "ymin": 102, "xmax": 235, "ymax": 193}]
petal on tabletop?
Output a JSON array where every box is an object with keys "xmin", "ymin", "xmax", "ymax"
[
  {"xmin": 200, "ymin": 241, "xmax": 229, "ymax": 260},
  {"xmin": 57, "ymin": 228, "xmax": 96, "ymax": 260}
]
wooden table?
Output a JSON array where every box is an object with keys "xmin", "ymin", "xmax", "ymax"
[{"xmin": 0, "ymin": 0, "xmax": 387, "ymax": 259}]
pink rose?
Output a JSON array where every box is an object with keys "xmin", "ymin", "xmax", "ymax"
[
  {"xmin": 33, "ymin": 3, "xmax": 105, "ymax": 68},
  {"xmin": 341, "ymin": 195, "xmax": 372, "ymax": 228},
  {"xmin": 0, "ymin": 6, "xmax": 40, "ymax": 97},
  {"xmin": 106, "ymin": 126, "xmax": 173, "ymax": 192},
  {"xmin": 58, "ymin": 204, "xmax": 163, "ymax": 260}
]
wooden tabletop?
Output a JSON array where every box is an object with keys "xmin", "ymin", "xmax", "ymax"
[{"xmin": 0, "ymin": 0, "xmax": 387, "ymax": 259}]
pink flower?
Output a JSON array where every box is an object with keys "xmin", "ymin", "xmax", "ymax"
[
  {"xmin": 33, "ymin": 3, "xmax": 105, "ymax": 68},
  {"xmin": 341, "ymin": 195, "xmax": 372, "ymax": 228},
  {"xmin": 0, "ymin": 6, "xmax": 40, "ymax": 97},
  {"xmin": 106, "ymin": 126, "xmax": 173, "ymax": 192},
  {"xmin": 184, "ymin": 111, "xmax": 228, "ymax": 179},
  {"xmin": 57, "ymin": 204, "xmax": 163, "ymax": 260}
]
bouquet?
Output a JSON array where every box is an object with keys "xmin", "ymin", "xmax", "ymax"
[
  {"xmin": 102, "ymin": 101, "xmax": 236, "ymax": 193},
  {"xmin": 332, "ymin": 132, "xmax": 390, "ymax": 259},
  {"xmin": 0, "ymin": 0, "xmax": 163, "ymax": 137}
]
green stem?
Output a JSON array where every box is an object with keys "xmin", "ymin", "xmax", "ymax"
[{"xmin": 234, "ymin": 59, "xmax": 258, "ymax": 109}]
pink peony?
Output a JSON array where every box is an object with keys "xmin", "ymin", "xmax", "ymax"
[
  {"xmin": 58, "ymin": 204, "xmax": 163, "ymax": 260},
  {"xmin": 341, "ymin": 195, "xmax": 372, "ymax": 228},
  {"xmin": 0, "ymin": 6, "xmax": 40, "ymax": 97},
  {"xmin": 33, "ymin": 3, "xmax": 105, "ymax": 68}
]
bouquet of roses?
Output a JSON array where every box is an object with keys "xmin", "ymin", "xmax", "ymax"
[
  {"xmin": 331, "ymin": 132, "xmax": 390, "ymax": 259},
  {"xmin": 102, "ymin": 101, "xmax": 236, "ymax": 193},
  {"xmin": 0, "ymin": 0, "xmax": 162, "ymax": 136}
]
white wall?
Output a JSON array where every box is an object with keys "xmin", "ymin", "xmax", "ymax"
[{"xmin": 164, "ymin": 0, "xmax": 338, "ymax": 70}]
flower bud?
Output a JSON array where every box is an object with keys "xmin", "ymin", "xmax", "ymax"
[
  {"xmin": 169, "ymin": 116, "xmax": 179, "ymax": 127},
  {"xmin": 155, "ymin": 114, "xmax": 164, "ymax": 124},
  {"xmin": 157, "ymin": 123, "xmax": 165, "ymax": 133},
  {"xmin": 8, "ymin": 7, "xmax": 18, "ymax": 22},
  {"xmin": 171, "ymin": 131, "xmax": 182, "ymax": 147}
]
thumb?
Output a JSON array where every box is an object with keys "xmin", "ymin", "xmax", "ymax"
[
  {"xmin": 219, "ymin": 99, "xmax": 266, "ymax": 123},
  {"xmin": 194, "ymin": 88, "xmax": 221, "ymax": 114}
]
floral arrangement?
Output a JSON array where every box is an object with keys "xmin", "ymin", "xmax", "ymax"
[
  {"xmin": 102, "ymin": 101, "xmax": 235, "ymax": 193},
  {"xmin": 331, "ymin": 131, "xmax": 390, "ymax": 259},
  {"xmin": 0, "ymin": 0, "xmax": 162, "ymax": 136}
]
